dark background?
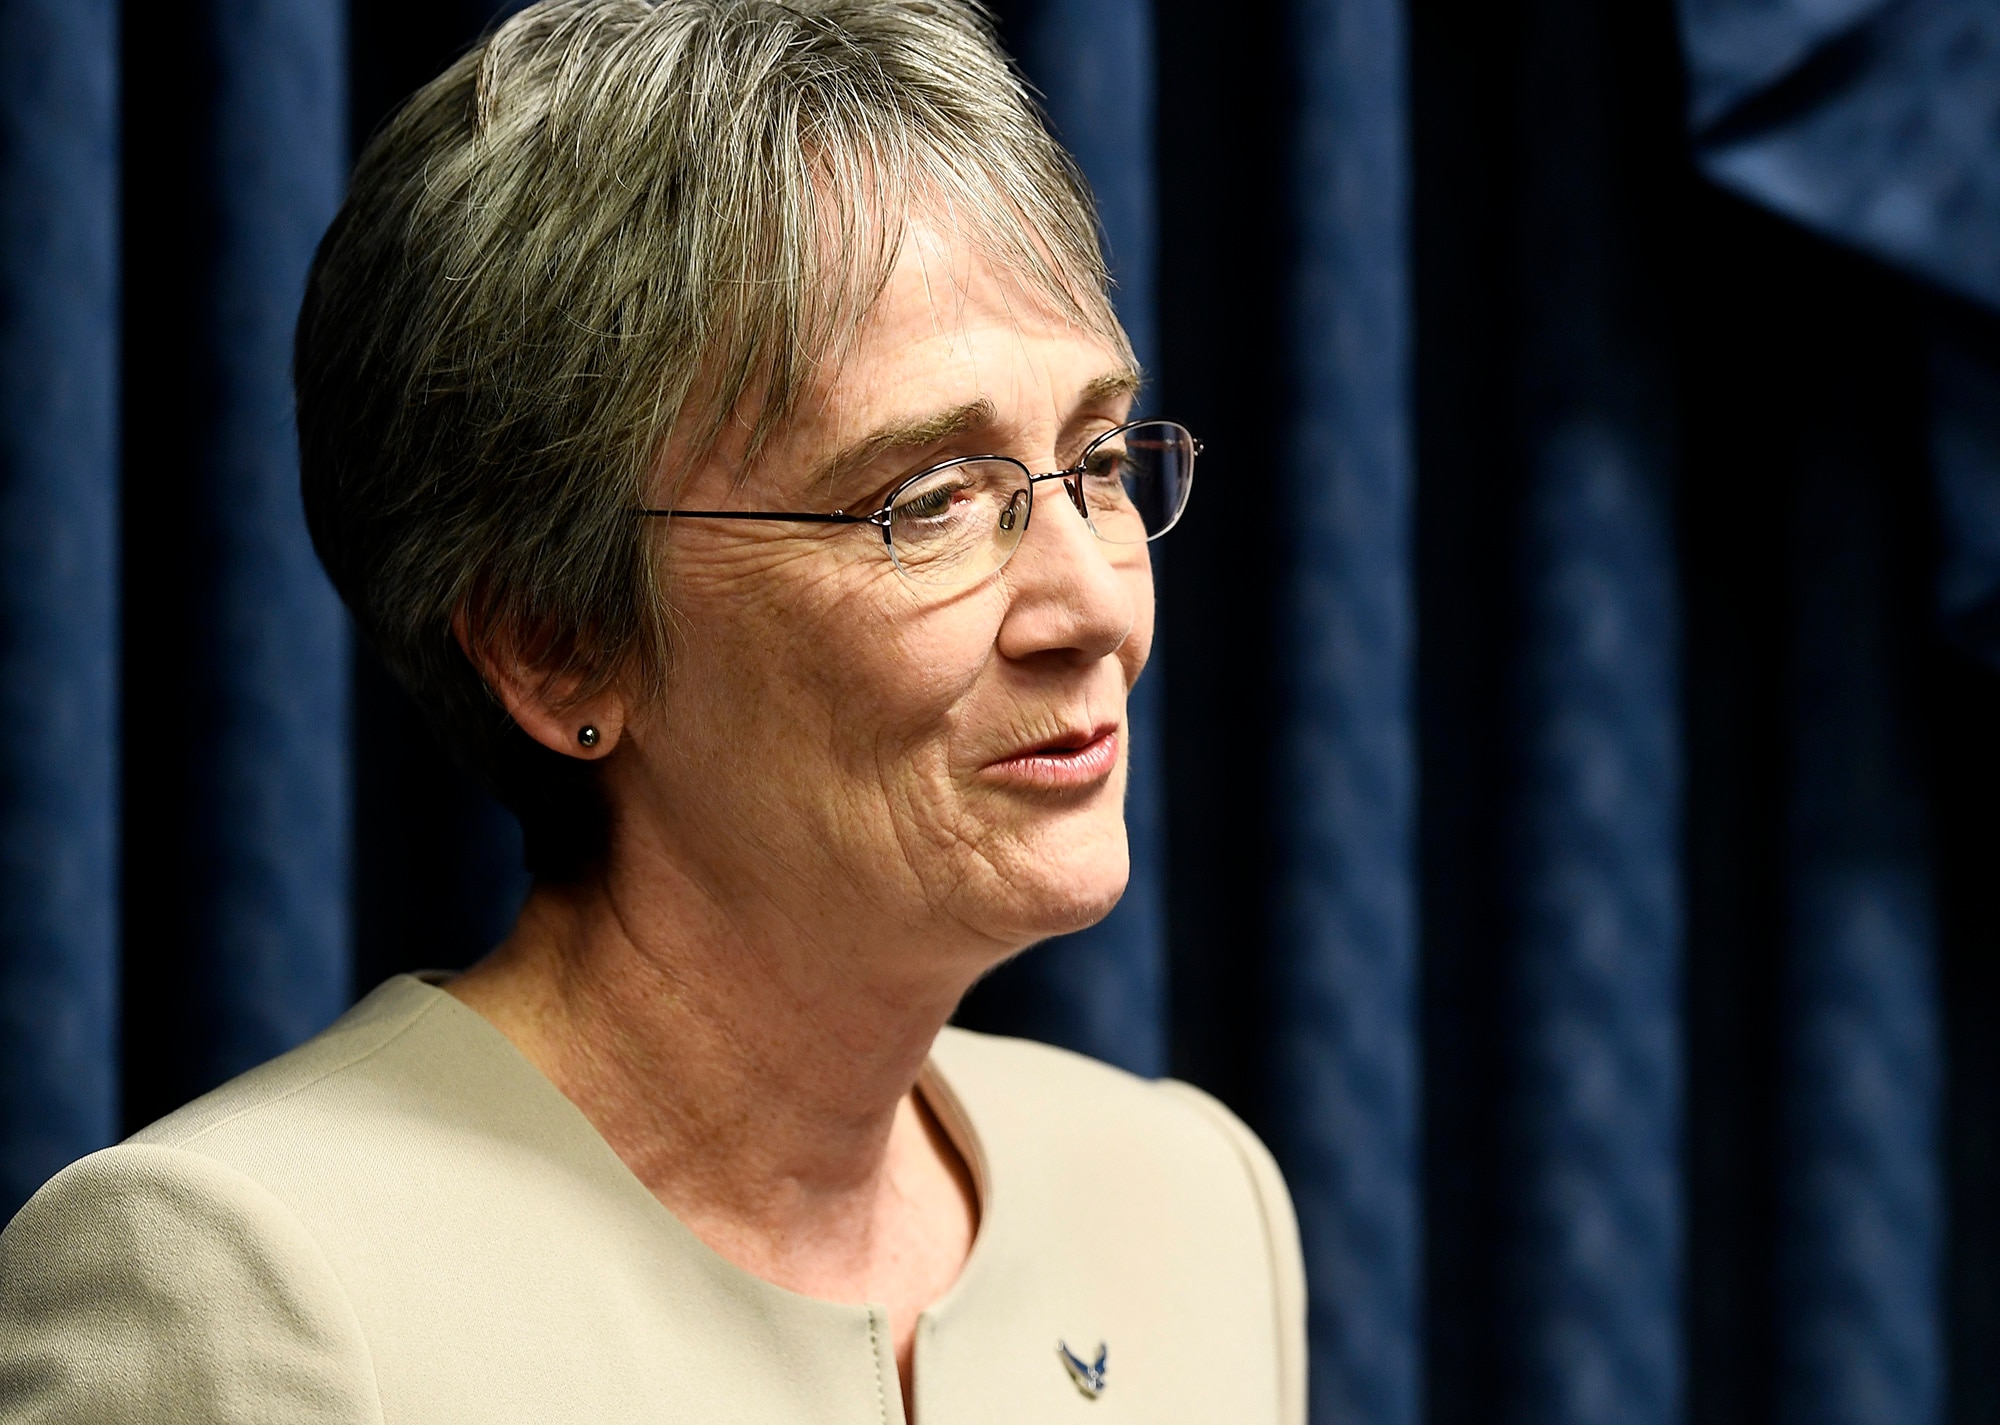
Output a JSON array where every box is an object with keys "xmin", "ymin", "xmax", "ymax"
[{"xmin": 2, "ymin": 1, "xmax": 1996, "ymax": 1424}]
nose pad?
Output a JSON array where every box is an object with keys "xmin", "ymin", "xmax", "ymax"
[
  {"xmin": 1060, "ymin": 475, "xmax": 1089, "ymax": 522},
  {"xmin": 1000, "ymin": 488, "xmax": 1028, "ymax": 533}
]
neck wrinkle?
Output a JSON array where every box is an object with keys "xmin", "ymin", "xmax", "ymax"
[{"xmin": 446, "ymin": 853, "xmax": 982, "ymax": 1287}]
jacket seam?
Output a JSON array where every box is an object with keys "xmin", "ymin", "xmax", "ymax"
[
  {"xmin": 166, "ymin": 992, "xmax": 450, "ymax": 1151},
  {"xmin": 869, "ymin": 1309, "xmax": 891, "ymax": 1425}
]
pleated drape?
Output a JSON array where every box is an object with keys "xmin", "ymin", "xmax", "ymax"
[
  {"xmin": 1266, "ymin": 4, "xmax": 1421, "ymax": 1425},
  {"xmin": 1673, "ymin": 8, "xmax": 1993, "ymax": 1424},
  {"xmin": 1683, "ymin": 0, "xmax": 2000, "ymax": 314},
  {"xmin": 0, "ymin": 0, "xmax": 120, "ymax": 1216},
  {"xmin": 119, "ymin": 0, "xmax": 351, "ymax": 1126},
  {"xmin": 1502, "ymin": 2, "xmax": 1684, "ymax": 1422},
  {"xmin": 1778, "ymin": 402, "xmax": 1943, "ymax": 1425},
  {"xmin": 1930, "ymin": 316, "xmax": 2000, "ymax": 669}
]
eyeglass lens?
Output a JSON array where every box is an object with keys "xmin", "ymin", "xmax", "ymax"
[{"xmin": 883, "ymin": 421, "xmax": 1195, "ymax": 588}]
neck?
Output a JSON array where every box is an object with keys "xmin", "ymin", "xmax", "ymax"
[{"xmin": 445, "ymin": 845, "xmax": 989, "ymax": 1305}]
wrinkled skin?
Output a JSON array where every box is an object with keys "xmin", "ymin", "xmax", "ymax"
[{"xmin": 611, "ymin": 228, "xmax": 1150, "ymax": 982}]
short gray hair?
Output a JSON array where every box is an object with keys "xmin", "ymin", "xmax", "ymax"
[{"xmin": 297, "ymin": 0, "xmax": 1127, "ymax": 875}]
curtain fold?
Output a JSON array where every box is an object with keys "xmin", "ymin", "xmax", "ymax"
[
  {"xmin": 0, "ymin": 0, "xmax": 120, "ymax": 1222},
  {"xmin": 119, "ymin": 0, "xmax": 351, "ymax": 1126},
  {"xmin": 1667, "ymin": 7, "xmax": 1994, "ymax": 1424},
  {"xmin": 1927, "ymin": 313, "xmax": 2000, "ymax": 669},
  {"xmin": 1681, "ymin": 0, "xmax": 2000, "ymax": 312},
  {"xmin": 193, "ymin": 0, "xmax": 353, "ymax": 1086},
  {"xmin": 1267, "ymin": 3, "xmax": 1421, "ymax": 1423},
  {"xmin": 1506, "ymin": 416, "xmax": 1683, "ymax": 1425},
  {"xmin": 1777, "ymin": 385, "xmax": 1944, "ymax": 1425},
  {"xmin": 1675, "ymin": 0, "xmax": 1892, "ymax": 130},
  {"xmin": 1501, "ymin": 3, "xmax": 1685, "ymax": 1423}
]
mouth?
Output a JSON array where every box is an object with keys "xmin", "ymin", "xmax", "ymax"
[{"xmin": 983, "ymin": 723, "xmax": 1122, "ymax": 790}]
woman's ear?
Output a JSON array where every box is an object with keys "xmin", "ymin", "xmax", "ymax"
[{"xmin": 452, "ymin": 608, "xmax": 627, "ymax": 759}]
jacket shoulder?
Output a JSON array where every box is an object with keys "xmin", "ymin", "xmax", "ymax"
[
  {"xmin": 1153, "ymin": 1080, "xmax": 1308, "ymax": 1425},
  {"xmin": 930, "ymin": 1024, "xmax": 1278, "ymax": 1177},
  {"xmin": 128, "ymin": 976, "xmax": 445, "ymax": 1153},
  {"xmin": 928, "ymin": 1025, "xmax": 1299, "ymax": 1261},
  {"xmin": 927, "ymin": 1028, "xmax": 1307, "ymax": 1425},
  {"xmin": 0, "ymin": 1143, "xmax": 382, "ymax": 1423}
]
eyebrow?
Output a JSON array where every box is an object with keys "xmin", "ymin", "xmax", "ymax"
[
  {"xmin": 1080, "ymin": 367, "xmax": 1143, "ymax": 405},
  {"xmin": 804, "ymin": 364, "xmax": 1144, "ymax": 501},
  {"xmin": 806, "ymin": 397, "xmax": 1000, "ymax": 498}
]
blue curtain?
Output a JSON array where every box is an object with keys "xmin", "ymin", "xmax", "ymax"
[
  {"xmin": 1501, "ymin": 4, "xmax": 1686, "ymax": 1425},
  {"xmin": 1779, "ymin": 386, "xmax": 1943, "ymax": 1425},
  {"xmin": 117, "ymin": 0, "xmax": 352, "ymax": 1128},
  {"xmin": 1266, "ymin": 5, "xmax": 1421, "ymax": 1425},
  {"xmin": 0, "ymin": 0, "xmax": 119, "ymax": 1217},
  {"xmin": 3, "ymin": 3, "xmax": 1998, "ymax": 1425},
  {"xmin": 1674, "ymin": 6, "xmax": 1996, "ymax": 1424}
]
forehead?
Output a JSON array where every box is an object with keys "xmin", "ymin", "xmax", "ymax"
[{"xmin": 800, "ymin": 226, "xmax": 1132, "ymax": 442}]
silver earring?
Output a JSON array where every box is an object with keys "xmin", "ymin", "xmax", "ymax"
[{"xmin": 577, "ymin": 725, "xmax": 600, "ymax": 748}]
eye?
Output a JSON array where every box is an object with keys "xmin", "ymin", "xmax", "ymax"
[
  {"xmin": 1083, "ymin": 445, "xmax": 1130, "ymax": 486},
  {"xmin": 898, "ymin": 485, "xmax": 953, "ymax": 519},
  {"xmin": 890, "ymin": 471, "xmax": 974, "ymax": 523}
]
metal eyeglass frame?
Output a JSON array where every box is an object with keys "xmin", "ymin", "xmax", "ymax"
[{"xmin": 636, "ymin": 419, "xmax": 1201, "ymax": 574}]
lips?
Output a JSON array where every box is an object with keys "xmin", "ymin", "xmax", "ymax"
[
  {"xmin": 1023, "ymin": 728, "xmax": 1096, "ymax": 755},
  {"xmin": 984, "ymin": 723, "xmax": 1122, "ymax": 789}
]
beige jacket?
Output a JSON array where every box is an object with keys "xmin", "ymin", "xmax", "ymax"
[{"xmin": 0, "ymin": 976, "xmax": 1305, "ymax": 1425}]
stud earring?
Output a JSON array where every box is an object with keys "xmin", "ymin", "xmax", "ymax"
[{"xmin": 577, "ymin": 725, "xmax": 600, "ymax": 748}]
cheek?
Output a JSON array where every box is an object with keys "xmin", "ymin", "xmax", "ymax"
[
  {"xmin": 668, "ymin": 545, "xmax": 999, "ymax": 787},
  {"xmin": 1116, "ymin": 558, "xmax": 1157, "ymax": 688},
  {"xmin": 798, "ymin": 598, "xmax": 1002, "ymax": 774}
]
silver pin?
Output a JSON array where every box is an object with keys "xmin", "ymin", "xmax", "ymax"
[{"xmin": 1057, "ymin": 1340, "xmax": 1108, "ymax": 1400}]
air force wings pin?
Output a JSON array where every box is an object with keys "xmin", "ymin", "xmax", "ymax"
[{"xmin": 1057, "ymin": 1340, "xmax": 1109, "ymax": 1399}]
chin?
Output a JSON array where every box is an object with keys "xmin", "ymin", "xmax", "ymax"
[
  {"xmin": 943, "ymin": 789, "xmax": 1132, "ymax": 943},
  {"xmin": 1037, "ymin": 886, "xmax": 1128, "ymax": 939},
  {"xmin": 998, "ymin": 844, "xmax": 1131, "ymax": 942}
]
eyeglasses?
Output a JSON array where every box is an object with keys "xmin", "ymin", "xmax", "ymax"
[{"xmin": 639, "ymin": 419, "xmax": 1200, "ymax": 591}]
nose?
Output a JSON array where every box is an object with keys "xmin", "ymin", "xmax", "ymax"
[{"xmin": 992, "ymin": 471, "xmax": 1143, "ymax": 667}]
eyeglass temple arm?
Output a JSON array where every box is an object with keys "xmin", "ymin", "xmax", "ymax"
[
  {"xmin": 637, "ymin": 429, "xmax": 1202, "ymax": 526},
  {"xmin": 636, "ymin": 509, "xmax": 877, "ymax": 525}
]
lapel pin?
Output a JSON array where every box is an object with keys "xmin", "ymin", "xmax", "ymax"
[{"xmin": 1057, "ymin": 1340, "xmax": 1108, "ymax": 1400}]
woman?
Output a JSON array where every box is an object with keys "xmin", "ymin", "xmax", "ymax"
[{"xmin": 0, "ymin": 2, "xmax": 1303, "ymax": 1421}]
